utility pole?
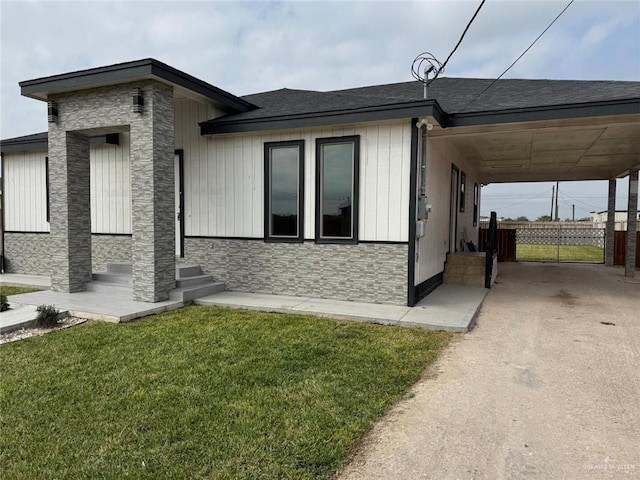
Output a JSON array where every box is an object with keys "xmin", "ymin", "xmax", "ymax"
[
  {"xmin": 550, "ymin": 185, "xmax": 555, "ymax": 219},
  {"xmin": 572, "ymin": 204, "xmax": 575, "ymax": 221},
  {"xmin": 555, "ymin": 181, "xmax": 560, "ymax": 221}
]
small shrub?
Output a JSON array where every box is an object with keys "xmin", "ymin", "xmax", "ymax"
[
  {"xmin": 35, "ymin": 305, "xmax": 61, "ymax": 328},
  {"xmin": 1, "ymin": 294, "xmax": 9, "ymax": 312}
]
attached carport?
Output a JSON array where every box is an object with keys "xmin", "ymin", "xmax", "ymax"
[{"xmin": 430, "ymin": 106, "xmax": 640, "ymax": 276}]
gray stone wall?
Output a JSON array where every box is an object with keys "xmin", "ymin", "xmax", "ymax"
[
  {"xmin": 3, "ymin": 233, "xmax": 51, "ymax": 275},
  {"xmin": 3, "ymin": 233, "xmax": 132, "ymax": 275},
  {"xmin": 48, "ymin": 131, "xmax": 93, "ymax": 292},
  {"xmin": 91, "ymin": 235, "xmax": 132, "ymax": 272},
  {"xmin": 130, "ymin": 81, "xmax": 176, "ymax": 301},
  {"xmin": 47, "ymin": 80, "xmax": 175, "ymax": 301},
  {"xmin": 185, "ymin": 238, "xmax": 408, "ymax": 305}
]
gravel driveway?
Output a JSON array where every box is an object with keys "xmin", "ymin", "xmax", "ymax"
[{"xmin": 338, "ymin": 263, "xmax": 640, "ymax": 480}]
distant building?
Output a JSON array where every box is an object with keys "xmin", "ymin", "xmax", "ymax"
[{"xmin": 590, "ymin": 210, "xmax": 640, "ymax": 230}]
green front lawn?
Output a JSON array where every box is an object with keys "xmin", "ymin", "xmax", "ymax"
[
  {"xmin": 0, "ymin": 285, "xmax": 42, "ymax": 296},
  {"xmin": 0, "ymin": 306, "xmax": 452, "ymax": 479},
  {"xmin": 517, "ymin": 244, "xmax": 604, "ymax": 263}
]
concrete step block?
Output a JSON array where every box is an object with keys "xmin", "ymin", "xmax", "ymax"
[
  {"xmin": 446, "ymin": 253, "xmax": 486, "ymax": 266},
  {"xmin": 444, "ymin": 264, "xmax": 485, "ymax": 276},
  {"xmin": 176, "ymin": 265, "xmax": 202, "ymax": 278},
  {"xmin": 169, "ymin": 282, "xmax": 226, "ymax": 302},
  {"xmin": 176, "ymin": 274, "xmax": 214, "ymax": 288},
  {"xmin": 444, "ymin": 272, "xmax": 485, "ymax": 288},
  {"xmin": 92, "ymin": 273, "xmax": 132, "ymax": 285},
  {"xmin": 86, "ymin": 281, "xmax": 134, "ymax": 296}
]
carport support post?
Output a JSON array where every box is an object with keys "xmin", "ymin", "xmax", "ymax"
[
  {"xmin": 625, "ymin": 169, "xmax": 638, "ymax": 277},
  {"xmin": 605, "ymin": 179, "xmax": 616, "ymax": 267}
]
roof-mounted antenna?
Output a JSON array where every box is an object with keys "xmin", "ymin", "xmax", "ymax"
[{"xmin": 411, "ymin": 52, "xmax": 443, "ymax": 100}]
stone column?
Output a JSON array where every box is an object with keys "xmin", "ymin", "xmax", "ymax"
[
  {"xmin": 48, "ymin": 129, "xmax": 92, "ymax": 292},
  {"xmin": 625, "ymin": 169, "xmax": 638, "ymax": 277},
  {"xmin": 130, "ymin": 81, "xmax": 176, "ymax": 301},
  {"xmin": 605, "ymin": 179, "xmax": 616, "ymax": 267}
]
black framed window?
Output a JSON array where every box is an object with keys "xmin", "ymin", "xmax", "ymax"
[
  {"xmin": 473, "ymin": 182, "xmax": 479, "ymax": 226},
  {"xmin": 264, "ymin": 140, "xmax": 304, "ymax": 241},
  {"xmin": 315, "ymin": 136, "xmax": 360, "ymax": 243},
  {"xmin": 459, "ymin": 171, "xmax": 466, "ymax": 213}
]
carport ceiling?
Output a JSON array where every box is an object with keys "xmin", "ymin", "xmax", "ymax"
[{"xmin": 431, "ymin": 113, "xmax": 640, "ymax": 183}]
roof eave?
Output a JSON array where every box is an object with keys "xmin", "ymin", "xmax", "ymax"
[
  {"xmin": 0, "ymin": 133, "xmax": 48, "ymax": 153},
  {"xmin": 200, "ymin": 100, "xmax": 447, "ymax": 135},
  {"xmin": 449, "ymin": 98, "xmax": 640, "ymax": 127},
  {"xmin": 19, "ymin": 58, "xmax": 256, "ymax": 113}
]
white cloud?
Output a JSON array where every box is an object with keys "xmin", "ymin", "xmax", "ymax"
[{"xmin": 1, "ymin": 1, "xmax": 638, "ymax": 133}]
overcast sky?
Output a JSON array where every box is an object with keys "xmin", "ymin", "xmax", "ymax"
[{"xmin": 1, "ymin": 0, "xmax": 638, "ymax": 219}]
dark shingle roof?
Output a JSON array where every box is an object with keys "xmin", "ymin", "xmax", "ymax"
[
  {"xmin": 336, "ymin": 78, "xmax": 640, "ymax": 113},
  {"xmin": 204, "ymin": 77, "xmax": 640, "ymax": 126},
  {"xmin": 0, "ymin": 132, "xmax": 48, "ymax": 153}
]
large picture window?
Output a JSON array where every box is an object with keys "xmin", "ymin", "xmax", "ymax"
[
  {"xmin": 264, "ymin": 140, "xmax": 304, "ymax": 241},
  {"xmin": 315, "ymin": 136, "xmax": 360, "ymax": 243}
]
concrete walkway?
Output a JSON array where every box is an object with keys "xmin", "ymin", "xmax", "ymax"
[
  {"xmin": 2, "ymin": 273, "xmax": 487, "ymax": 331},
  {"xmin": 338, "ymin": 263, "xmax": 640, "ymax": 480},
  {"xmin": 196, "ymin": 284, "xmax": 487, "ymax": 332}
]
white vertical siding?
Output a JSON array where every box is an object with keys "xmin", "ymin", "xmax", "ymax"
[
  {"xmin": 90, "ymin": 132, "xmax": 131, "ymax": 234},
  {"xmin": 3, "ymin": 152, "xmax": 49, "ymax": 232},
  {"xmin": 414, "ymin": 137, "xmax": 481, "ymax": 284},
  {"xmin": 183, "ymin": 120, "xmax": 412, "ymax": 241}
]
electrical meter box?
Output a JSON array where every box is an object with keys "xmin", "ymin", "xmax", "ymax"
[
  {"xmin": 416, "ymin": 220, "xmax": 426, "ymax": 238},
  {"xmin": 417, "ymin": 196, "xmax": 432, "ymax": 220}
]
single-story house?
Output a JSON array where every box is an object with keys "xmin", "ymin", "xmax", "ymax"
[
  {"xmin": 1, "ymin": 59, "xmax": 639, "ymax": 305},
  {"xmin": 590, "ymin": 210, "xmax": 640, "ymax": 230}
]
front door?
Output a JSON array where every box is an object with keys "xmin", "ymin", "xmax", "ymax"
[{"xmin": 175, "ymin": 150, "xmax": 184, "ymax": 257}]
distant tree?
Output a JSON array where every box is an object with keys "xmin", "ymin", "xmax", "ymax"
[
  {"xmin": 515, "ymin": 216, "xmax": 529, "ymax": 222},
  {"xmin": 503, "ymin": 217, "xmax": 514, "ymax": 221},
  {"xmin": 535, "ymin": 215, "xmax": 552, "ymax": 222}
]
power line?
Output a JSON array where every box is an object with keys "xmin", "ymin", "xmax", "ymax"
[
  {"xmin": 459, "ymin": 0, "xmax": 575, "ymax": 113},
  {"xmin": 428, "ymin": 0, "xmax": 486, "ymax": 85}
]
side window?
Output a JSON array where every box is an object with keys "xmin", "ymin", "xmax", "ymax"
[
  {"xmin": 315, "ymin": 136, "xmax": 360, "ymax": 243},
  {"xmin": 264, "ymin": 140, "xmax": 304, "ymax": 241}
]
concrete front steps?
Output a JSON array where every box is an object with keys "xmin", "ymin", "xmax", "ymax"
[
  {"xmin": 170, "ymin": 264, "xmax": 226, "ymax": 302},
  {"xmin": 443, "ymin": 252, "xmax": 488, "ymax": 288},
  {"xmin": 86, "ymin": 263, "xmax": 225, "ymax": 302}
]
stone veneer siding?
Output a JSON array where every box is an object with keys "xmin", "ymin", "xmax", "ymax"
[
  {"xmin": 184, "ymin": 238, "xmax": 408, "ymax": 305},
  {"xmin": 3, "ymin": 233, "xmax": 132, "ymax": 275},
  {"xmin": 91, "ymin": 235, "xmax": 132, "ymax": 272},
  {"xmin": 47, "ymin": 80, "xmax": 175, "ymax": 301},
  {"xmin": 3, "ymin": 233, "xmax": 51, "ymax": 275}
]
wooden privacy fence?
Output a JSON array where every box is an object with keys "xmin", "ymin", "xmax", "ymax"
[
  {"xmin": 613, "ymin": 231, "xmax": 640, "ymax": 268},
  {"xmin": 480, "ymin": 227, "xmax": 639, "ymax": 267},
  {"xmin": 478, "ymin": 228, "xmax": 516, "ymax": 262}
]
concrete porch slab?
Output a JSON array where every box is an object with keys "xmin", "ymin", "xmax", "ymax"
[
  {"xmin": 6, "ymin": 290, "xmax": 184, "ymax": 323},
  {"xmin": 195, "ymin": 284, "xmax": 488, "ymax": 332},
  {"xmin": 0, "ymin": 305, "xmax": 40, "ymax": 334}
]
